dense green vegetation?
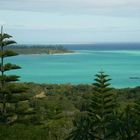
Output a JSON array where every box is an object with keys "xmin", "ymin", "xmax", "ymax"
[
  {"xmin": 66, "ymin": 72, "xmax": 140, "ymax": 140},
  {"xmin": 0, "ymin": 26, "xmax": 30, "ymax": 124},
  {"xmin": 0, "ymin": 82, "xmax": 139, "ymax": 139},
  {"xmin": 0, "ymin": 28, "xmax": 140, "ymax": 140},
  {"xmin": 8, "ymin": 45, "xmax": 74, "ymax": 55}
]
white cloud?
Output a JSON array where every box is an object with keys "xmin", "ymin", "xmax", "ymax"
[
  {"xmin": 5, "ymin": 24, "xmax": 49, "ymax": 30},
  {"xmin": 0, "ymin": 0, "xmax": 140, "ymax": 13}
]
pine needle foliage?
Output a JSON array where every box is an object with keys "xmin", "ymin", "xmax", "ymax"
[
  {"xmin": 66, "ymin": 71, "xmax": 116, "ymax": 140},
  {"xmin": 115, "ymin": 104, "xmax": 140, "ymax": 140},
  {"xmin": 0, "ymin": 26, "xmax": 26, "ymax": 123},
  {"xmin": 90, "ymin": 71, "xmax": 115, "ymax": 139}
]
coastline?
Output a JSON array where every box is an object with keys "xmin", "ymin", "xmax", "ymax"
[
  {"xmin": 18, "ymin": 51, "xmax": 78, "ymax": 56},
  {"xmin": 9, "ymin": 44, "xmax": 140, "ymax": 88},
  {"xmin": 9, "ymin": 45, "xmax": 75, "ymax": 55}
]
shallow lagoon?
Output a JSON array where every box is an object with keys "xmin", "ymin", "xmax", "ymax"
[{"xmin": 6, "ymin": 44, "xmax": 140, "ymax": 88}]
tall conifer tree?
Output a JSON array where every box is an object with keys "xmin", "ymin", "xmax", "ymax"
[
  {"xmin": 90, "ymin": 71, "xmax": 115, "ymax": 139},
  {"xmin": 67, "ymin": 71, "xmax": 116, "ymax": 140},
  {"xmin": 0, "ymin": 26, "xmax": 25, "ymax": 123}
]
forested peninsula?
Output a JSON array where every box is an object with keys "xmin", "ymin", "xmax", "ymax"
[{"xmin": 8, "ymin": 45, "xmax": 74, "ymax": 55}]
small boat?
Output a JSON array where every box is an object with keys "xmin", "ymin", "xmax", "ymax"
[{"xmin": 129, "ymin": 77, "xmax": 140, "ymax": 79}]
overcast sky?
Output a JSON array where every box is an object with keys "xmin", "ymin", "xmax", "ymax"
[{"xmin": 0, "ymin": 0, "xmax": 140, "ymax": 44}]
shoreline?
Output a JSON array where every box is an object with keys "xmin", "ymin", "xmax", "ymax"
[
  {"xmin": 17, "ymin": 49, "xmax": 140, "ymax": 56},
  {"xmin": 18, "ymin": 51, "xmax": 78, "ymax": 56},
  {"xmin": 9, "ymin": 45, "xmax": 75, "ymax": 55},
  {"xmin": 18, "ymin": 81, "xmax": 140, "ymax": 89}
]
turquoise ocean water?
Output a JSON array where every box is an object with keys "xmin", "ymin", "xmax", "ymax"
[{"xmin": 6, "ymin": 43, "xmax": 140, "ymax": 88}]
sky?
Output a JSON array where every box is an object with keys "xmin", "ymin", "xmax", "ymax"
[{"xmin": 0, "ymin": 0, "xmax": 140, "ymax": 44}]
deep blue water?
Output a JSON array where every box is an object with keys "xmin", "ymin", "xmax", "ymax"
[
  {"xmin": 63, "ymin": 43, "xmax": 140, "ymax": 50},
  {"xmin": 6, "ymin": 43, "xmax": 140, "ymax": 88}
]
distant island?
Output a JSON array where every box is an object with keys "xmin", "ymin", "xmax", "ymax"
[{"xmin": 7, "ymin": 45, "xmax": 74, "ymax": 55}]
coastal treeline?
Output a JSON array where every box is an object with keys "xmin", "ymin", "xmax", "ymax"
[
  {"xmin": 0, "ymin": 28, "xmax": 140, "ymax": 140},
  {"xmin": 8, "ymin": 45, "xmax": 74, "ymax": 54}
]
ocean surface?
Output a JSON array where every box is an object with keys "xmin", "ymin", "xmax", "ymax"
[{"xmin": 6, "ymin": 43, "xmax": 140, "ymax": 88}]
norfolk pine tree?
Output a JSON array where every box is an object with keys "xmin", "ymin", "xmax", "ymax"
[
  {"xmin": 66, "ymin": 71, "xmax": 116, "ymax": 140},
  {"xmin": 90, "ymin": 71, "xmax": 116, "ymax": 139},
  {"xmin": 0, "ymin": 26, "xmax": 26, "ymax": 123}
]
